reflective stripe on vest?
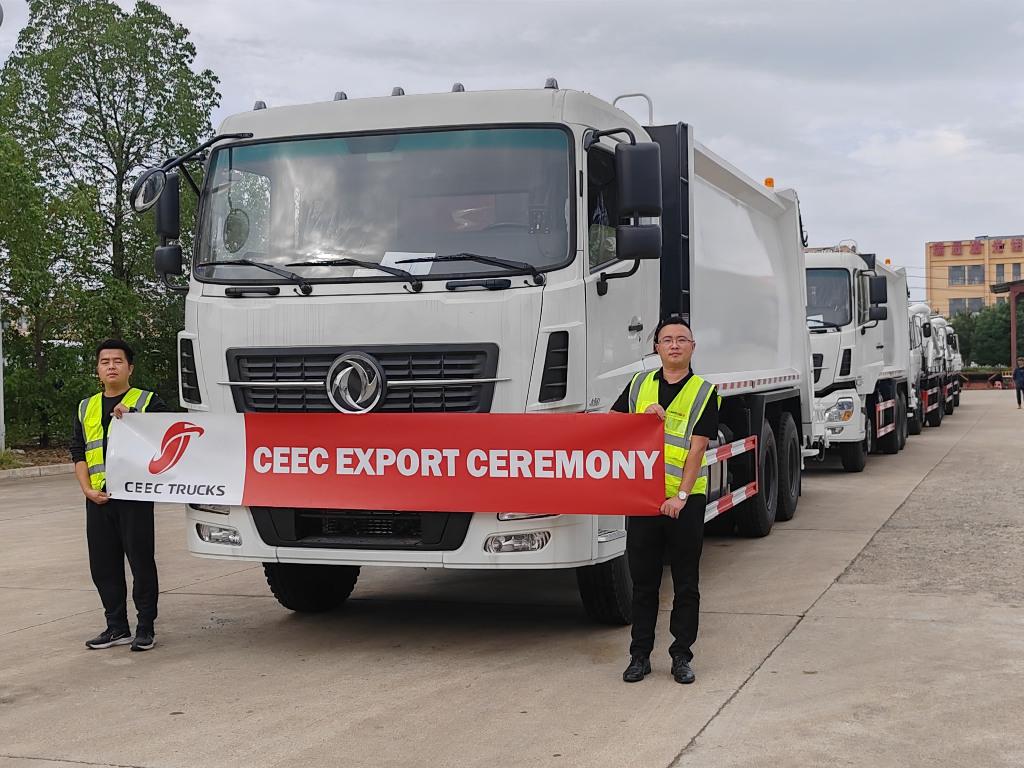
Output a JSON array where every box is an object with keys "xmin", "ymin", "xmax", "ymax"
[
  {"xmin": 629, "ymin": 371, "xmax": 716, "ymax": 498},
  {"xmin": 78, "ymin": 388, "xmax": 153, "ymax": 491}
]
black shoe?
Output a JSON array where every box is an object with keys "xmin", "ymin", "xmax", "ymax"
[
  {"xmin": 622, "ymin": 655, "xmax": 651, "ymax": 683},
  {"xmin": 85, "ymin": 628, "xmax": 132, "ymax": 649},
  {"xmin": 130, "ymin": 628, "xmax": 155, "ymax": 652},
  {"xmin": 671, "ymin": 657, "xmax": 695, "ymax": 684}
]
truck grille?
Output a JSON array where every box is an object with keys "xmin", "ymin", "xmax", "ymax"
[
  {"xmin": 226, "ymin": 344, "xmax": 498, "ymax": 413},
  {"xmin": 250, "ymin": 507, "xmax": 473, "ymax": 551}
]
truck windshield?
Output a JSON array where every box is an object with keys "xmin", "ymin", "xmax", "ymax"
[
  {"xmin": 196, "ymin": 127, "xmax": 572, "ymax": 284},
  {"xmin": 806, "ymin": 269, "xmax": 852, "ymax": 328}
]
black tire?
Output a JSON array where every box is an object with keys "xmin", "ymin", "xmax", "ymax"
[
  {"xmin": 926, "ymin": 395, "xmax": 943, "ymax": 427},
  {"xmin": 577, "ymin": 555, "xmax": 632, "ymax": 625},
  {"xmin": 775, "ymin": 413, "xmax": 800, "ymax": 522},
  {"xmin": 839, "ymin": 438, "xmax": 866, "ymax": 472},
  {"xmin": 944, "ymin": 387, "xmax": 955, "ymax": 415},
  {"xmin": 735, "ymin": 420, "xmax": 778, "ymax": 538},
  {"xmin": 879, "ymin": 396, "xmax": 899, "ymax": 455},
  {"xmin": 263, "ymin": 562, "xmax": 360, "ymax": 613},
  {"xmin": 953, "ymin": 390, "xmax": 961, "ymax": 407},
  {"xmin": 908, "ymin": 392, "xmax": 924, "ymax": 436},
  {"xmin": 897, "ymin": 393, "xmax": 908, "ymax": 450}
]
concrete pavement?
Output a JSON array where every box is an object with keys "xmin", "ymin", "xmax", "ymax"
[{"xmin": 0, "ymin": 390, "xmax": 1020, "ymax": 767}]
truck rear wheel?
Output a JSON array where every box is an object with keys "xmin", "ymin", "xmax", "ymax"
[
  {"xmin": 775, "ymin": 413, "xmax": 800, "ymax": 522},
  {"xmin": 879, "ymin": 397, "xmax": 900, "ymax": 455},
  {"xmin": 897, "ymin": 393, "xmax": 908, "ymax": 450},
  {"xmin": 944, "ymin": 388, "xmax": 955, "ymax": 416},
  {"xmin": 576, "ymin": 555, "xmax": 632, "ymax": 625},
  {"xmin": 926, "ymin": 396, "xmax": 943, "ymax": 428},
  {"xmin": 263, "ymin": 563, "xmax": 360, "ymax": 613},
  {"xmin": 735, "ymin": 421, "xmax": 778, "ymax": 538}
]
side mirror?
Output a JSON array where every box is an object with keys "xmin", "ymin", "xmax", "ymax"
[
  {"xmin": 868, "ymin": 306, "xmax": 887, "ymax": 322},
  {"xmin": 155, "ymin": 172, "xmax": 181, "ymax": 241},
  {"xmin": 616, "ymin": 224, "xmax": 661, "ymax": 261},
  {"xmin": 615, "ymin": 142, "xmax": 662, "ymax": 217},
  {"xmin": 130, "ymin": 168, "xmax": 166, "ymax": 213},
  {"xmin": 155, "ymin": 244, "xmax": 184, "ymax": 276},
  {"xmin": 923, "ymin": 323, "xmax": 932, "ymax": 338},
  {"xmin": 868, "ymin": 275, "xmax": 888, "ymax": 305}
]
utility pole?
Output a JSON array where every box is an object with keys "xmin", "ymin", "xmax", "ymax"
[{"xmin": 0, "ymin": 295, "xmax": 5, "ymax": 453}]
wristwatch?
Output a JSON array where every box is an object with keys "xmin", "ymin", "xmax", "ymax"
[{"xmin": 677, "ymin": 490, "xmax": 688, "ymax": 502}]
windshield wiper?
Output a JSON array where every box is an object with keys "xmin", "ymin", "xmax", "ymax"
[
  {"xmin": 286, "ymin": 258, "xmax": 423, "ymax": 292},
  {"xmin": 396, "ymin": 252, "xmax": 545, "ymax": 286},
  {"xmin": 196, "ymin": 259, "xmax": 312, "ymax": 295},
  {"xmin": 806, "ymin": 318, "xmax": 844, "ymax": 330}
]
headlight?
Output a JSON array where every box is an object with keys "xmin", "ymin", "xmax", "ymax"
[{"xmin": 824, "ymin": 398, "xmax": 856, "ymax": 423}]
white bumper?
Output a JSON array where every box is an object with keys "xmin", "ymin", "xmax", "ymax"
[
  {"xmin": 186, "ymin": 506, "xmax": 625, "ymax": 570},
  {"xmin": 813, "ymin": 391, "xmax": 865, "ymax": 445}
]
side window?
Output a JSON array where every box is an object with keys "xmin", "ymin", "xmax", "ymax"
[{"xmin": 587, "ymin": 148, "xmax": 619, "ymax": 270}]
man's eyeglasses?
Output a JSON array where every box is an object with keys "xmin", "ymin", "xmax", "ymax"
[{"xmin": 657, "ymin": 337, "xmax": 694, "ymax": 346}]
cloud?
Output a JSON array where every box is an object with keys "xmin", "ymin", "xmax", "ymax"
[{"xmin": 3, "ymin": 0, "xmax": 1023, "ymax": 302}]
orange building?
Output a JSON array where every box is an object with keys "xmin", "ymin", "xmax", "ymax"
[{"xmin": 925, "ymin": 236, "xmax": 1024, "ymax": 316}]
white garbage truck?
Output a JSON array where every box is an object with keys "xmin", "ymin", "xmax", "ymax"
[
  {"xmin": 805, "ymin": 248, "xmax": 911, "ymax": 471},
  {"xmin": 131, "ymin": 83, "xmax": 814, "ymax": 623},
  {"xmin": 909, "ymin": 303, "xmax": 951, "ymax": 428},
  {"xmin": 930, "ymin": 316, "xmax": 962, "ymax": 412}
]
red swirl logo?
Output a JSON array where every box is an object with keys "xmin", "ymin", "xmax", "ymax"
[{"xmin": 149, "ymin": 421, "xmax": 205, "ymax": 475}]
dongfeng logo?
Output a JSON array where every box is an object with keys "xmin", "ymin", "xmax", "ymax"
[
  {"xmin": 149, "ymin": 422, "xmax": 205, "ymax": 475},
  {"xmin": 326, "ymin": 352, "xmax": 386, "ymax": 414}
]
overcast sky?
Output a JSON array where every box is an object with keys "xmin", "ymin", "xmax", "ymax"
[{"xmin": 3, "ymin": 0, "xmax": 1023, "ymax": 300}]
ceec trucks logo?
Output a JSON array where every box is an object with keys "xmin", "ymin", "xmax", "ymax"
[{"xmin": 149, "ymin": 421, "xmax": 205, "ymax": 475}]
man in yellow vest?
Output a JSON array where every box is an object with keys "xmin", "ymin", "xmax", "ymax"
[
  {"xmin": 69, "ymin": 339, "xmax": 167, "ymax": 651},
  {"xmin": 610, "ymin": 315, "xmax": 719, "ymax": 685}
]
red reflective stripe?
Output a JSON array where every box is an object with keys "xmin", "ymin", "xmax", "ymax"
[
  {"xmin": 876, "ymin": 424, "xmax": 896, "ymax": 437},
  {"xmin": 704, "ymin": 481, "xmax": 759, "ymax": 522}
]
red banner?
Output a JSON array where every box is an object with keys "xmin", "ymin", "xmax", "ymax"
[{"xmin": 109, "ymin": 413, "xmax": 666, "ymax": 516}]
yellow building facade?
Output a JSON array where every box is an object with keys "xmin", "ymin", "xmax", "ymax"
[{"xmin": 925, "ymin": 236, "xmax": 1024, "ymax": 316}]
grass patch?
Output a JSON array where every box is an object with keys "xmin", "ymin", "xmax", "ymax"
[{"xmin": 0, "ymin": 450, "xmax": 27, "ymax": 470}]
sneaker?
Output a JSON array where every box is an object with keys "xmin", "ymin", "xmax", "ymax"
[
  {"xmin": 130, "ymin": 628, "xmax": 156, "ymax": 652},
  {"xmin": 85, "ymin": 628, "xmax": 132, "ymax": 649},
  {"xmin": 622, "ymin": 655, "xmax": 651, "ymax": 683}
]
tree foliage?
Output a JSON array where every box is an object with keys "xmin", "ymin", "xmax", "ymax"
[
  {"xmin": 1, "ymin": 0, "xmax": 220, "ymax": 445},
  {"xmin": 951, "ymin": 301, "xmax": 1024, "ymax": 367}
]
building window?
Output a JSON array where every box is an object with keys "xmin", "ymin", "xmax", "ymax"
[
  {"xmin": 967, "ymin": 264, "xmax": 985, "ymax": 285},
  {"xmin": 996, "ymin": 263, "xmax": 1005, "ymax": 282},
  {"xmin": 949, "ymin": 298, "xmax": 967, "ymax": 315},
  {"xmin": 1014, "ymin": 263, "xmax": 1022, "ymax": 281},
  {"xmin": 948, "ymin": 265, "xmax": 965, "ymax": 286},
  {"xmin": 998, "ymin": 296, "xmax": 1008, "ymax": 305},
  {"xmin": 967, "ymin": 297, "xmax": 985, "ymax": 313}
]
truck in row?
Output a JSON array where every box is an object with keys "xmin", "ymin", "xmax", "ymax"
[{"xmin": 129, "ymin": 83, "xmax": 959, "ymax": 623}]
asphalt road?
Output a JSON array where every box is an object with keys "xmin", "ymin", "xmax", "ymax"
[{"xmin": 1, "ymin": 390, "xmax": 1021, "ymax": 768}]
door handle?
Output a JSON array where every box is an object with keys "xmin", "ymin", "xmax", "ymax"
[{"xmin": 628, "ymin": 321, "xmax": 644, "ymax": 333}]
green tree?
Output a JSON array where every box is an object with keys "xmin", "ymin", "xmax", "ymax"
[
  {"xmin": 0, "ymin": 0, "xmax": 221, "ymax": 435},
  {"xmin": 969, "ymin": 301, "xmax": 1024, "ymax": 367}
]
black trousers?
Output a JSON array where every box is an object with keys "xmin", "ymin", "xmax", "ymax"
[
  {"xmin": 86, "ymin": 498, "xmax": 159, "ymax": 633},
  {"xmin": 1017, "ymin": 386, "xmax": 1023, "ymax": 406},
  {"xmin": 626, "ymin": 494, "xmax": 705, "ymax": 661}
]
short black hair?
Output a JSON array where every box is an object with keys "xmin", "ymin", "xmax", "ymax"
[
  {"xmin": 653, "ymin": 314, "xmax": 692, "ymax": 345},
  {"xmin": 95, "ymin": 338, "xmax": 134, "ymax": 365}
]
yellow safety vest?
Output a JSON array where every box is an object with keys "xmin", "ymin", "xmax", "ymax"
[
  {"xmin": 78, "ymin": 388, "xmax": 154, "ymax": 491},
  {"xmin": 628, "ymin": 371, "xmax": 717, "ymax": 498}
]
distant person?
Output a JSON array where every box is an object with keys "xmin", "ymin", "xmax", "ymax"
[
  {"xmin": 70, "ymin": 339, "xmax": 167, "ymax": 651},
  {"xmin": 1014, "ymin": 357, "xmax": 1024, "ymax": 409},
  {"xmin": 611, "ymin": 315, "xmax": 719, "ymax": 685}
]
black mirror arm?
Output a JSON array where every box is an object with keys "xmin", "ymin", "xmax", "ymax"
[
  {"xmin": 583, "ymin": 127, "xmax": 637, "ymax": 150},
  {"xmin": 597, "ymin": 259, "xmax": 640, "ymax": 296},
  {"xmin": 179, "ymin": 165, "xmax": 201, "ymax": 197},
  {"xmin": 160, "ymin": 272, "xmax": 189, "ymax": 295},
  {"xmin": 159, "ymin": 132, "xmax": 253, "ymax": 173}
]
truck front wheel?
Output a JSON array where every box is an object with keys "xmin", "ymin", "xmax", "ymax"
[
  {"xmin": 263, "ymin": 563, "xmax": 360, "ymax": 613},
  {"xmin": 926, "ymin": 397, "xmax": 943, "ymax": 428},
  {"xmin": 577, "ymin": 555, "xmax": 632, "ymax": 625}
]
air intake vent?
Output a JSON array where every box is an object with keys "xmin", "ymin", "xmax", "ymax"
[
  {"xmin": 812, "ymin": 353, "xmax": 824, "ymax": 384},
  {"xmin": 180, "ymin": 338, "xmax": 202, "ymax": 404},
  {"xmin": 839, "ymin": 348, "xmax": 852, "ymax": 377},
  {"xmin": 538, "ymin": 331, "xmax": 569, "ymax": 402}
]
